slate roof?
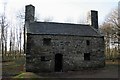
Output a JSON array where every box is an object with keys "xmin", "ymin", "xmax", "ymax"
[{"xmin": 28, "ymin": 21, "xmax": 102, "ymax": 37}]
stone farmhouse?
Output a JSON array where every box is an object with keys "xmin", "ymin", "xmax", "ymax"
[{"xmin": 25, "ymin": 4, "xmax": 105, "ymax": 72}]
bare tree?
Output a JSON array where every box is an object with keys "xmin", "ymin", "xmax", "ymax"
[
  {"xmin": 100, "ymin": 8, "xmax": 119, "ymax": 59},
  {"xmin": 100, "ymin": 23, "xmax": 114, "ymax": 59},
  {"xmin": 15, "ymin": 8, "xmax": 25, "ymax": 57},
  {"xmin": 105, "ymin": 8, "xmax": 120, "ymax": 29},
  {"xmin": 0, "ymin": 14, "xmax": 8, "ymax": 60}
]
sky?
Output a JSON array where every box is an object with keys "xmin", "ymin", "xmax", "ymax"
[{"xmin": 0, "ymin": 0, "xmax": 119, "ymax": 24}]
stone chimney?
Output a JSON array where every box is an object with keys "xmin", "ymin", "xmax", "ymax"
[
  {"xmin": 91, "ymin": 10, "xmax": 98, "ymax": 29},
  {"xmin": 25, "ymin": 4, "xmax": 35, "ymax": 23},
  {"xmin": 24, "ymin": 4, "xmax": 35, "ymax": 56}
]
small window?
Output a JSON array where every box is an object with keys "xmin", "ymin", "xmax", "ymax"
[
  {"xmin": 43, "ymin": 38, "xmax": 51, "ymax": 45},
  {"xmin": 86, "ymin": 40, "xmax": 90, "ymax": 45},
  {"xmin": 41, "ymin": 56, "xmax": 45, "ymax": 61},
  {"xmin": 84, "ymin": 53, "xmax": 90, "ymax": 60}
]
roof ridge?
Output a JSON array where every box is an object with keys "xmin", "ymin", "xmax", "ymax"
[{"xmin": 33, "ymin": 21, "xmax": 90, "ymax": 26}]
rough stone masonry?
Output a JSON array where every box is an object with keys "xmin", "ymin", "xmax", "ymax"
[{"xmin": 25, "ymin": 4, "xmax": 105, "ymax": 72}]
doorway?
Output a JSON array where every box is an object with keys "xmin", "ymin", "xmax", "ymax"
[{"xmin": 55, "ymin": 54, "xmax": 63, "ymax": 72}]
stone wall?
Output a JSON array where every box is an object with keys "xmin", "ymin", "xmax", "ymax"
[{"xmin": 26, "ymin": 34, "xmax": 105, "ymax": 72}]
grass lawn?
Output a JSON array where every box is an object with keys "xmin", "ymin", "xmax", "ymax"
[
  {"xmin": 2, "ymin": 59, "xmax": 120, "ymax": 79},
  {"xmin": 2, "ymin": 57, "xmax": 26, "ymax": 78}
]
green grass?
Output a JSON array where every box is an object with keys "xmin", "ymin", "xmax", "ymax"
[
  {"xmin": 2, "ymin": 57, "xmax": 26, "ymax": 78},
  {"xmin": 2, "ymin": 59, "xmax": 119, "ymax": 79}
]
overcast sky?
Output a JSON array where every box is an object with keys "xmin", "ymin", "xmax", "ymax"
[{"xmin": 0, "ymin": 0, "xmax": 119, "ymax": 24}]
